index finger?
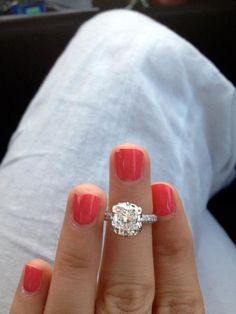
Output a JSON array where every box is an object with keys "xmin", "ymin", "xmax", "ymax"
[{"xmin": 44, "ymin": 184, "xmax": 106, "ymax": 314}]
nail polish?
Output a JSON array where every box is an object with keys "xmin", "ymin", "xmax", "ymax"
[
  {"xmin": 23, "ymin": 265, "xmax": 42, "ymax": 293},
  {"xmin": 115, "ymin": 148, "xmax": 144, "ymax": 181},
  {"xmin": 72, "ymin": 193, "xmax": 100, "ymax": 225},
  {"xmin": 152, "ymin": 183, "xmax": 176, "ymax": 216}
]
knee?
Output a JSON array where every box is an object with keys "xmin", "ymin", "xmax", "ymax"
[
  {"xmin": 75, "ymin": 9, "xmax": 174, "ymax": 53},
  {"xmin": 81, "ymin": 9, "xmax": 158, "ymax": 34},
  {"xmin": 73, "ymin": 9, "xmax": 180, "ymax": 72}
]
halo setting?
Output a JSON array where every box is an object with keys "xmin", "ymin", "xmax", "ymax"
[
  {"xmin": 105, "ymin": 202, "xmax": 158, "ymax": 237},
  {"xmin": 109, "ymin": 202, "xmax": 143, "ymax": 237}
]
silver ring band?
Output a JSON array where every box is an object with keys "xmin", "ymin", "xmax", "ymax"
[
  {"xmin": 104, "ymin": 202, "xmax": 158, "ymax": 237},
  {"xmin": 105, "ymin": 212, "xmax": 157, "ymax": 223}
]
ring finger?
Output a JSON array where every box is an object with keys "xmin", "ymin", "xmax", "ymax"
[{"xmin": 97, "ymin": 143, "xmax": 155, "ymax": 313}]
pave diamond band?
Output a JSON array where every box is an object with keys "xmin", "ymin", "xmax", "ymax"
[
  {"xmin": 141, "ymin": 214, "xmax": 158, "ymax": 223},
  {"xmin": 104, "ymin": 202, "xmax": 158, "ymax": 237},
  {"xmin": 104, "ymin": 212, "xmax": 157, "ymax": 223}
]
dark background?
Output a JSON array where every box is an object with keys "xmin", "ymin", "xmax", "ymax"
[{"xmin": 0, "ymin": 0, "xmax": 235, "ymax": 241}]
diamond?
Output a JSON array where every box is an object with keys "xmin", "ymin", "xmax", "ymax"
[{"xmin": 111, "ymin": 202, "xmax": 143, "ymax": 237}]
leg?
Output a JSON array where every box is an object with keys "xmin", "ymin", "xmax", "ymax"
[{"xmin": 0, "ymin": 9, "xmax": 235, "ymax": 313}]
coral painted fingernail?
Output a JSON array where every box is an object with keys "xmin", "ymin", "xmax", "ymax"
[
  {"xmin": 152, "ymin": 183, "xmax": 176, "ymax": 216},
  {"xmin": 23, "ymin": 265, "xmax": 42, "ymax": 293},
  {"xmin": 72, "ymin": 193, "xmax": 100, "ymax": 225},
  {"xmin": 115, "ymin": 148, "xmax": 144, "ymax": 181}
]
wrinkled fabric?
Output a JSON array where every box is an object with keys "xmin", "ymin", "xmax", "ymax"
[{"xmin": 0, "ymin": 9, "xmax": 235, "ymax": 313}]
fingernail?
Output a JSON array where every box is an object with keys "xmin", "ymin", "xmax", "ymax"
[
  {"xmin": 152, "ymin": 183, "xmax": 176, "ymax": 216},
  {"xmin": 23, "ymin": 265, "xmax": 42, "ymax": 293},
  {"xmin": 72, "ymin": 193, "xmax": 100, "ymax": 225},
  {"xmin": 115, "ymin": 148, "xmax": 144, "ymax": 181}
]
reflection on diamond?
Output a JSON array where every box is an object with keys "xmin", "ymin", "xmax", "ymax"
[{"xmin": 111, "ymin": 202, "xmax": 143, "ymax": 237}]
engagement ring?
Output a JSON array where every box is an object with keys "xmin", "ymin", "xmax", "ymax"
[{"xmin": 104, "ymin": 202, "xmax": 158, "ymax": 237}]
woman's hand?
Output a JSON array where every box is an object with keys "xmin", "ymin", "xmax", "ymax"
[{"xmin": 10, "ymin": 144, "xmax": 205, "ymax": 313}]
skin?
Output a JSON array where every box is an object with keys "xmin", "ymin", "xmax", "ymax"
[{"xmin": 10, "ymin": 143, "xmax": 205, "ymax": 314}]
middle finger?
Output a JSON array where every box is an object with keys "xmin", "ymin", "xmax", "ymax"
[{"xmin": 97, "ymin": 143, "xmax": 155, "ymax": 313}]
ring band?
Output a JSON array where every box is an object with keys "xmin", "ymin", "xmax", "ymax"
[{"xmin": 104, "ymin": 202, "xmax": 158, "ymax": 237}]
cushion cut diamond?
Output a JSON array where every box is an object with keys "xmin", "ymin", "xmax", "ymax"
[{"xmin": 111, "ymin": 202, "xmax": 143, "ymax": 237}]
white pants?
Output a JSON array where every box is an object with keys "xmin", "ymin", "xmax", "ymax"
[{"xmin": 0, "ymin": 9, "xmax": 235, "ymax": 313}]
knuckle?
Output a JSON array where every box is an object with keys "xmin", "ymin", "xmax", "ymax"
[
  {"xmin": 157, "ymin": 233, "xmax": 194, "ymax": 258},
  {"xmin": 97, "ymin": 283, "xmax": 154, "ymax": 314},
  {"xmin": 157, "ymin": 293, "xmax": 204, "ymax": 314},
  {"xmin": 57, "ymin": 248, "xmax": 93, "ymax": 273}
]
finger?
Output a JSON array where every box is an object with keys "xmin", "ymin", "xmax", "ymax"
[
  {"xmin": 10, "ymin": 259, "xmax": 51, "ymax": 314},
  {"xmin": 97, "ymin": 144, "xmax": 155, "ymax": 313},
  {"xmin": 151, "ymin": 183, "xmax": 205, "ymax": 313},
  {"xmin": 44, "ymin": 184, "xmax": 106, "ymax": 314}
]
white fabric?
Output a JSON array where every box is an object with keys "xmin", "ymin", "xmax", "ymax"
[{"xmin": 0, "ymin": 9, "xmax": 235, "ymax": 313}]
